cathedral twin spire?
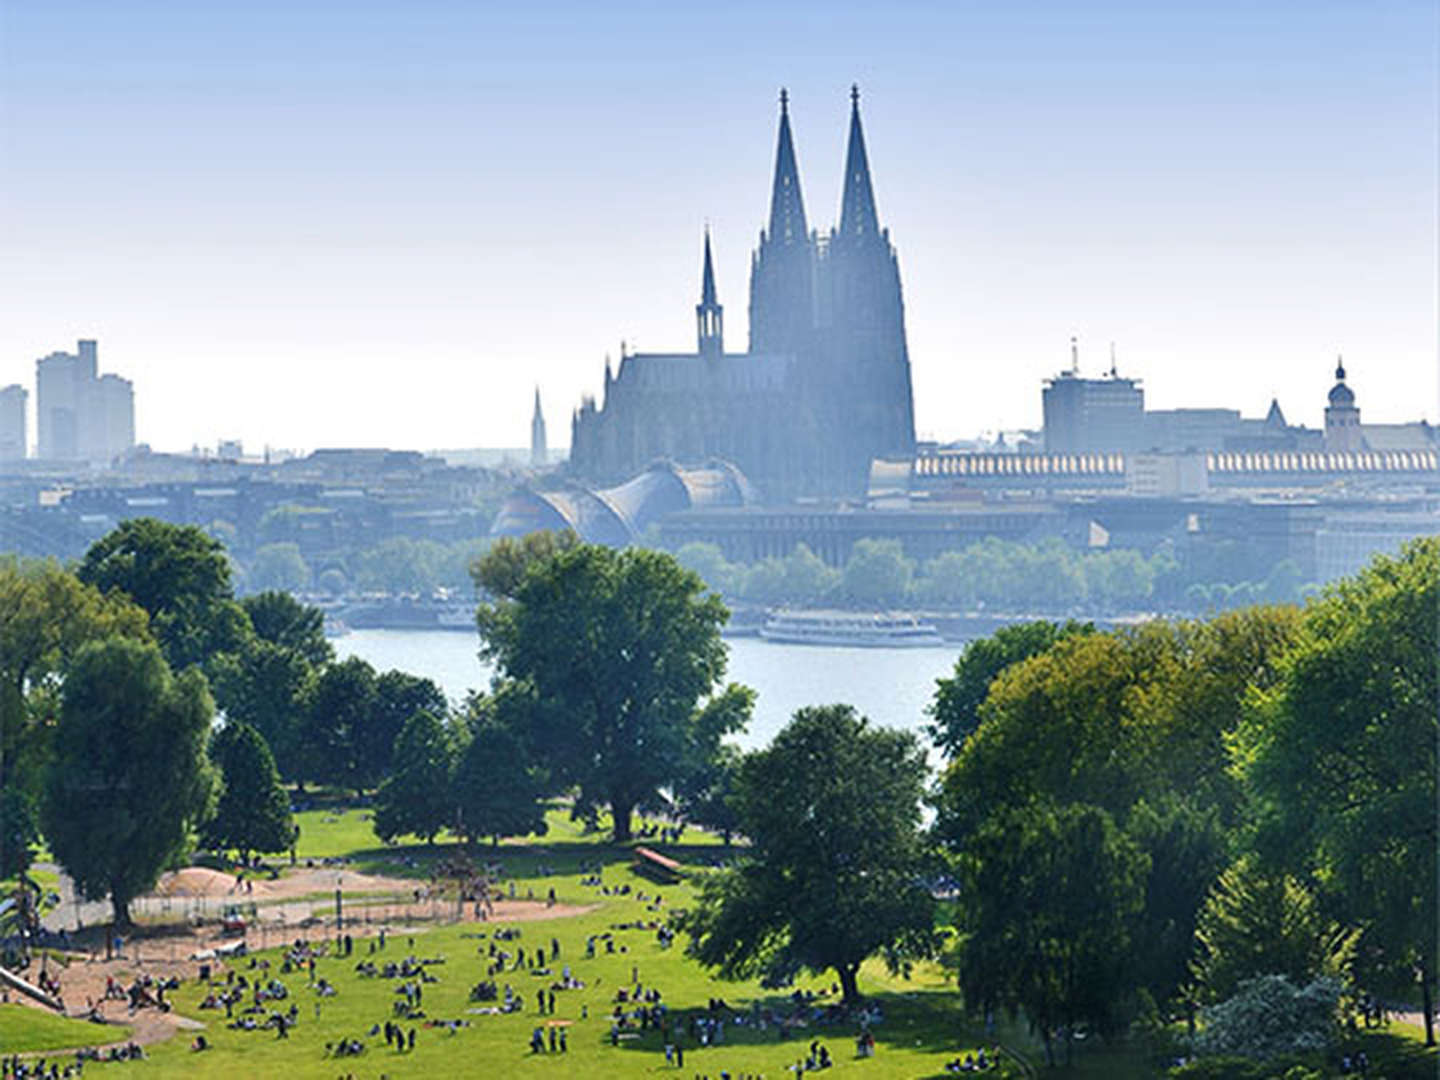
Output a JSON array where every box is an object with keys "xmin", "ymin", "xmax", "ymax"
[
  {"xmin": 767, "ymin": 88, "xmax": 810, "ymax": 247},
  {"xmin": 838, "ymin": 85, "xmax": 881, "ymax": 240}
]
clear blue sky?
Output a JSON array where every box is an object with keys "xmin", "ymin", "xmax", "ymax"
[{"xmin": 1, "ymin": 0, "xmax": 1434, "ymax": 452}]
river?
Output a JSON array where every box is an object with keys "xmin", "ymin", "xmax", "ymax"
[{"xmin": 334, "ymin": 629, "xmax": 959, "ymax": 756}]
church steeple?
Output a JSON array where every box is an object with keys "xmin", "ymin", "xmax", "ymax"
[
  {"xmin": 530, "ymin": 387, "xmax": 547, "ymax": 467},
  {"xmin": 696, "ymin": 228, "xmax": 724, "ymax": 358},
  {"xmin": 767, "ymin": 88, "xmax": 809, "ymax": 246},
  {"xmin": 838, "ymin": 84, "xmax": 880, "ymax": 239}
]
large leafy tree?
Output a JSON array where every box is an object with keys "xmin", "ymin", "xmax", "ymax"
[
  {"xmin": 954, "ymin": 800, "xmax": 1148, "ymax": 1066},
  {"xmin": 241, "ymin": 591, "xmax": 332, "ymax": 667},
  {"xmin": 935, "ymin": 609, "xmax": 1301, "ymax": 1019},
  {"xmin": 300, "ymin": 656, "xmax": 380, "ymax": 794},
  {"xmin": 208, "ymin": 639, "xmax": 313, "ymax": 780},
  {"xmin": 43, "ymin": 637, "xmax": 216, "ymax": 926},
  {"xmin": 469, "ymin": 529, "xmax": 577, "ymax": 601},
  {"xmin": 77, "ymin": 518, "xmax": 248, "ymax": 669},
  {"xmin": 0, "ymin": 557, "xmax": 150, "ymax": 794},
  {"xmin": 683, "ymin": 705, "xmax": 934, "ymax": 1005},
  {"xmin": 370, "ymin": 671, "xmax": 448, "ymax": 784},
  {"xmin": 1190, "ymin": 858, "xmax": 1358, "ymax": 1004},
  {"xmin": 374, "ymin": 711, "xmax": 456, "ymax": 844},
  {"xmin": 1234, "ymin": 538, "xmax": 1438, "ymax": 1044},
  {"xmin": 204, "ymin": 721, "xmax": 294, "ymax": 865},
  {"xmin": 926, "ymin": 619, "xmax": 1093, "ymax": 758},
  {"xmin": 452, "ymin": 716, "xmax": 549, "ymax": 847},
  {"xmin": 476, "ymin": 543, "xmax": 732, "ymax": 841}
]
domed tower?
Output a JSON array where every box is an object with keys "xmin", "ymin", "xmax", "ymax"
[{"xmin": 1324, "ymin": 356, "xmax": 1364, "ymax": 452}]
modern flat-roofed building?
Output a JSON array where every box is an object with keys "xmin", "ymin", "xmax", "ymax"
[{"xmin": 0, "ymin": 385, "xmax": 26, "ymax": 461}]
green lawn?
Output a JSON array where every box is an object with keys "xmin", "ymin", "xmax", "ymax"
[
  {"xmin": 13, "ymin": 807, "xmax": 1436, "ymax": 1079},
  {"xmin": 0, "ymin": 1003, "xmax": 129, "ymax": 1054}
]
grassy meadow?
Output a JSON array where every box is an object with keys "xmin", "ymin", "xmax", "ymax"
[{"xmin": 4, "ymin": 806, "xmax": 1434, "ymax": 1078}]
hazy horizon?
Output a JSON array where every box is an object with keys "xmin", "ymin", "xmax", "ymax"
[{"xmin": 2, "ymin": 0, "xmax": 1435, "ymax": 456}]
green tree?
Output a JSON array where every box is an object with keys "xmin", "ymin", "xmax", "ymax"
[
  {"xmin": 683, "ymin": 705, "xmax": 934, "ymax": 1005},
  {"xmin": 926, "ymin": 620, "xmax": 1093, "ymax": 757},
  {"xmin": 0, "ymin": 786, "xmax": 40, "ymax": 879},
  {"xmin": 300, "ymin": 656, "xmax": 379, "ymax": 794},
  {"xmin": 916, "ymin": 550, "xmax": 976, "ymax": 608},
  {"xmin": 738, "ymin": 556, "xmax": 786, "ymax": 604},
  {"xmin": 353, "ymin": 537, "xmax": 449, "ymax": 595},
  {"xmin": 674, "ymin": 542, "xmax": 741, "ymax": 597},
  {"xmin": 374, "ymin": 711, "xmax": 455, "ymax": 844},
  {"xmin": 452, "ymin": 718, "xmax": 549, "ymax": 847},
  {"xmin": 841, "ymin": 538, "xmax": 913, "ymax": 607},
  {"xmin": 673, "ymin": 683, "xmax": 754, "ymax": 844},
  {"xmin": 241, "ymin": 590, "xmax": 332, "ymax": 666},
  {"xmin": 248, "ymin": 542, "xmax": 312, "ymax": 594},
  {"xmin": 476, "ymin": 543, "xmax": 731, "ymax": 841},
  {"xmin": 0, "ymin": 557, "xmax": 151, "ymax": 794},
  {"xmin": 470, "ymin": 529, "xmax": 577, "ymax": 600},
  {"xmin": 953, "ymin": 800, "xmax": 1148, "ymax": 1066},
  {"xmin": 1126, "ymin": 794, "xmax": 1229, "ymax": 1011},
  {"xmin": 1235, "ymin": 540, "xmax": 1437, "ymax": 1042},
  {"xmin": 370, "ymin": 671, "xmax": 448, "ymax": 784},
  {"xmin": 209, "ymin": 639, "xmax": 313, "ymax": 780},
  {"xmin": 204, "ymin": 721, "xmax": 294, "ymax": 865},
  {"xmin": 77, "ymin": 518, "xmax": 248, "ymax": 669},
  {"xmin": 781, "ymin": 544, "xmax": 839, "ymax": 604},
  {"xmin": 1191, "ymin": 858, "xmax": 1359, "ymax": 1004},
  {"xmin": 42, "ymin": 637, "xmax": 216, "ymax": 926}
]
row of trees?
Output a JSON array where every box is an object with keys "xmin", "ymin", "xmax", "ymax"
[
  {"xmin": 1, "ymin": 519, "xmax": 474, "ymax": 925},
  {"xmin": 674, "ymin": 536, "xmax": 1309, "ymax": 615},
  {"xmin": 241, "ymin": 536, "xmax": 491, "ymax": 597},
  {"xmin": 929, "ymin": 538, "xmax": 1436, "ymax": 1062}
]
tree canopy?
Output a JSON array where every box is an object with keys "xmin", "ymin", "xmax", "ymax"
[
  {"xmin": 927, "ymin": 619, "xmax": 1093, "ymax": 757},
  {"xmin": 76, "ymin": 518, "xmax": 247, "ymax": 669},
  {"xmin": 452, "ymin": 713, "xmax": 549, "ymax": 847},
  {"xmin": 374, "ymin": 711, "xmax": 456, "ymax": 844},
  {"xmin": 0, "ymin": 556, "xmax": 151, "ymax": 794},
  {"xmin": 476, "ymin": 542, "xmax": 734, "ymax": 841},
  {"xmin": 241, "ymin": 590, "xmax": 332, "ymax": 667},
  {"xmin": 204, "ymin": 721, "xmax": 294, "ymax": 864},
  {"xmin": 683, "ymin": 705, "xmax": 934, "ymax": 1005},
  {"xmin": 42, "ymin": 637, "xmax": 216, "ymax": 926},
  {"xmin": 1234, "ymin": 537, "xmax": 1438, "ymax": 1043}
]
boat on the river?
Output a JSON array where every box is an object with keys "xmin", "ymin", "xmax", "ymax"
[{"xmin": 759, "ymin": 609, "xmax": 945, "ymax": 648}]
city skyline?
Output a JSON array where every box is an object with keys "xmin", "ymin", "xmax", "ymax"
[{"xmin": 1, "ymin": 1, "xmax": 1435, "ymax": 454}]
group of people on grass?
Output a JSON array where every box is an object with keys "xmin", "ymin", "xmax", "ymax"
[
  {"xmin": 3, "ymin": 1043, "xmax": 144, "ymax": 1079},
  {"xmin": 943, "ymin": 1046, "xmax": 1001, "ymax": 1072}
]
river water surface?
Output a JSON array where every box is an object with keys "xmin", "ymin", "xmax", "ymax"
[{"xmin": 335, "ymin": 630, "xmax": 959, "ymax": 755}]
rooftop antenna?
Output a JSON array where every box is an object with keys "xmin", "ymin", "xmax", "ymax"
[
  {"xmin": 1109, "ymin": 341, "xmax": 1117, "ymax": 377},
  {"xmin": 1070, "ymin": 335, "xmax": 1079, "ymax": 375}
]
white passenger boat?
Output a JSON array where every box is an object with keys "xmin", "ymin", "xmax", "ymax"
[{"xmin": 759, "ymin": 609, "xmax": 945, "ymax": 648}]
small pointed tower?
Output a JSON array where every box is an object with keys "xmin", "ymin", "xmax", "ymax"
[
  {"xmin": 1324, "ymin": 355, "xmax": 1364, "ymax": 451},
  {"xmin": 749, "ymin": 88, "xmax": 817, "ymax": 356},
  {"xmin": 696, "ymin": 228, "xmax": 724, "ymax": 358},
  {"xmin": 530, "ymin": 387, "xmax": 548, "ymax": 467}
]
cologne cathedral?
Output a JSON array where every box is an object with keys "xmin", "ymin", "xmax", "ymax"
[{"xmin": 568, "ymin": 87, "xmax": 916, "ymax": 501}]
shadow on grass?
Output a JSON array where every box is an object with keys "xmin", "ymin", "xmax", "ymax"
[
  {"xmin": 319, "ymin": 835, "xmax": 744, "ymax": 883},
  {"xmin": 1354, "ymin": 1026, "xmax": 1437, "ymax": 1080},
  {"xmin": 611, "ymin": 986, "xmax": 1014, "ymax": 1071}
]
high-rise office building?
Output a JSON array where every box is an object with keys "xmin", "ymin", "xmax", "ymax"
[
  {"xmin": 35, "ymin": 339, "xmax": 134, "ymax": 464},
  {"xmin": 0, "ymin": 385, "xmax": 26, "ymax": 461}
]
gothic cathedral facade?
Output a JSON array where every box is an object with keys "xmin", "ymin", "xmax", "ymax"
[{"xmin": 569, "ymin": 88, "xmax": 916, "ymax": 501}]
